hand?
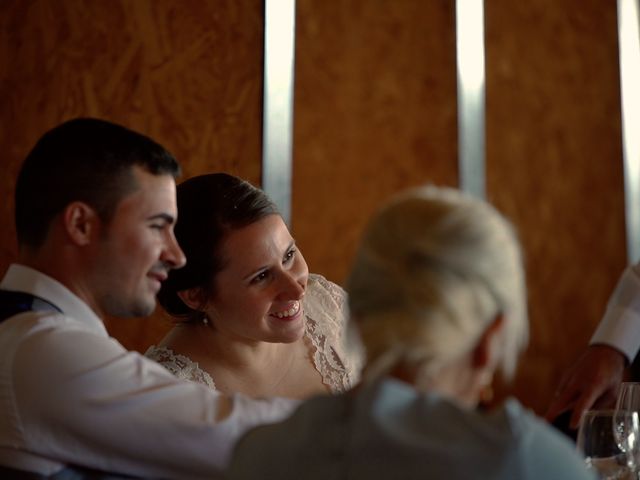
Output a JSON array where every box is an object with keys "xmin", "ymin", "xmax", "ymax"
[{"xmin": 545, "ymin": 344, "xmax": 626, "ymax": 429}]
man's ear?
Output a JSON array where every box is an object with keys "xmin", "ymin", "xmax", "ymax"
[
  {"xmin": 62, "ymin": 202, "xmax": 100, "ymax": 246},
  {"xmin": 177, "ymin": 288, "xmax": 207, "ymax": 311},
  {"xmin": 472, "ymin": 313, "xmax": 505, "ymax": 369}
]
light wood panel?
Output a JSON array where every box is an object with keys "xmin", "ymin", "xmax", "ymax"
[
  {"xmin": 486, "ymin": 0, "xmax": 626, "ymax": 413},
  {"xmin": 292, "ymin": 0, "xmax": 458, "ymax": 285}
]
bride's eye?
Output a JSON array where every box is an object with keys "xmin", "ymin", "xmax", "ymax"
[
  {"xmin": 283, "ymin": 248, "xmax": 296, "ymax": 264},
  {"xmin": 250, "ymin": 270, "xmax": 270, "ymax": 284}
]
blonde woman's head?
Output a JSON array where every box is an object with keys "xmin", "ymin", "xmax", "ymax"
[{"xmin": 347, "ymin": 186, "xmax": 527, "ymax": 390}]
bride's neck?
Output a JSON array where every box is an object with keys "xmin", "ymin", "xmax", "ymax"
[{"xmin": 171, "ymin": 322, "xmax": 298, "ymax": 372}]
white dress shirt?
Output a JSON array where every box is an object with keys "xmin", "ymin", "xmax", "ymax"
[
  {"xmin": 591, "ymin": 263, "xmax": 640, "ymax": 361},
  {"xmin": 0, "ymin": 264, "xmax": 297, "ymax": 479}
]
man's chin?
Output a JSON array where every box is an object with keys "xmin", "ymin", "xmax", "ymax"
[
  {"xmin": 132, "ymin": 299, "xmax": 156, "ymax": 317},
  {"xmin": 106, "ymin": 298, "xmax": 156, "ymax": 318}
]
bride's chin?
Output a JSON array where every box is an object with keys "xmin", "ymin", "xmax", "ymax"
[{"xmin": 267, "ymin": 320, "xmax": 305, "ymax": 343}]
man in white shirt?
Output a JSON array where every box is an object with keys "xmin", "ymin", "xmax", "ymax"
[
  {"xmin": 0, "ymin": 118, "xmax": 296, "ymax": 479},
  {"xmin": 546, "ymin": 264, "xmax": 640, "ymax": 429}
]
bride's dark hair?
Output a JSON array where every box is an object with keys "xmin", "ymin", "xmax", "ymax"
[{"xmin": 157, "ymin": 173, "xmax": 279, "ymax": 322}]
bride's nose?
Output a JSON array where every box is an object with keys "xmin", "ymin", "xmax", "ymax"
[{"xmin": 277, "ymin": 270, "xmax": 306, "ymax": 300}]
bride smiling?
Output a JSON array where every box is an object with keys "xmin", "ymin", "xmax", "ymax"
[{"xmin": 145, "ymin": 173, "xmax": 362, "ymax": 399}]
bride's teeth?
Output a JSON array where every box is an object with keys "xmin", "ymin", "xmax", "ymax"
[{"xmin": 274, "ymin": 301, "xmax": 299, "ymax": 318}]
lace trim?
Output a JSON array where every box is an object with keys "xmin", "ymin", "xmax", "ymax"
[
  {"xmin": 145, "ymin": 274, "xmax": 363, "ymax": 394},
  {"xmin": 145, "ymin": 345, "xmax": 216, "ymax": 390},
  {"xmin": 303, "ymin": 274, "xmax": 362, "ymax": 393}
]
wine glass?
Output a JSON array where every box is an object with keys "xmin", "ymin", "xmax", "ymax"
[
  {"xmin": 616, "ymin": 383, "xmax": 640, "ymax": 413},
  {"xmin": 615, "ymin": 382, "xmax": 640, "ymax": 469},
  {"xmin": 577, "ymin": 409, "xmax": 637, "ymax": 479}
]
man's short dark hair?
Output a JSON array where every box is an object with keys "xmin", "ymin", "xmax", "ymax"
[{"xmin": 15, "ymin": 117, "xmax": 181, "ymax": 248}]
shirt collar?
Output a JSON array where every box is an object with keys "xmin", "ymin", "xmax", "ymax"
[{"xmin": 0, "ymin": 264, "xmax": 108, "ymax": 336}]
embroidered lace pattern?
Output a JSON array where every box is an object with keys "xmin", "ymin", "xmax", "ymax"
[
  {"xmin": 145, "ymin": 346, "xmax": 216, "ymax": 389},
  {"xmin": 302, "ymin": 274, "xmax": 362, "ymax": 393},
  {"xmin": 145, "ymin": 273, "xmax": 363, "ymax": 393}
]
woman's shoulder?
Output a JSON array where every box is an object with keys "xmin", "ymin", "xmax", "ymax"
[
  {"xmin": 500, "ymin": 397, "xmax": 563, "ymax": 437},
  {"xmin": 303, "ymin": 273, "xmax": 363, "ymax": 392},
  {"xmin": 498, "ymin": 398, "xmax": 568, "ymax": 445},
  {"xmin": 307, "ymin": 273, "xmax": 347, "ymax": 307},
  {"xmin": 357, "ymin": 387, "xmax": 593, "ymax": 479},
  {"xmin": 145, "ymin": 345, "xmax": 216, "ymax": 390},
  {"xmin": 498, "ymin": 398, "xmax": 594, "ymax": 479},
  {"xmin": 304, "ymin": 273, "xmax": 348, "ymax": 331}
]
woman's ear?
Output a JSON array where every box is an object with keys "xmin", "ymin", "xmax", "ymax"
[
  {"xmin": 177, "ymin": 288, "xmax": 207, "ymax": 311},
  {"xmin": 472, "ymin": 313, "xmax": 505, "ymax": 370},
  {"xmin": 63, "ymin": 202, "xmax": 99, "ymax": 246}
]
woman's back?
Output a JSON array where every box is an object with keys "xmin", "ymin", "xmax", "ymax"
[{"xmin": 229, "ymin": 379, "xmax": 594, "ymax": 480}]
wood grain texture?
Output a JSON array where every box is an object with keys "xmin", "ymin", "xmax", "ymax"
[
  {"xmin": 0, "ymin": 0, "xmax": 628, "ymax": 415},
  {"xmin": 485, "ymin": 0, "xmax": 626, "ymax": 413},
  {"xmin": 0, "ymin": 0, "xmax": 265, "ymax": 351},
  {"xmin": 291, "ymin": 0, "xmax": 458, "ymax": 285}
]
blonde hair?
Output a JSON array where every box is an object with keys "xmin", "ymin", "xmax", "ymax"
[{"xmin": 347, "ymin": 186, "xmax": 528, "ymax": 383}]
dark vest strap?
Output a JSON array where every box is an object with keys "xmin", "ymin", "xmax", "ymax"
[
  {"xmin": 0, "ymin": 290, "xmax": 62, "ymax": 323},
  {"xmin": 0, "ymin": 463, "xmax": 141, "ymax": 479},
  {"xmin": 0, "ymin": 464, "xmax": 48, "ymax": 479}
]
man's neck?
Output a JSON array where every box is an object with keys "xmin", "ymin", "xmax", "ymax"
[{"xmin": 17, "ymin": 247, "xmax": 104, "ymax": 319}]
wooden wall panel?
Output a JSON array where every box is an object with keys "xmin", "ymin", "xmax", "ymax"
[
  {"xmin": 0, "ymin": 0, "xmax": 629, "ymax": 415},
  {"xmin": 0, "ymin": 0, "xmax": 264, "ymax": 351},
  {"xmin": 485, "ymin": 0, "xmax": 626, "ymax": 413},
  {"xmin": 291, "ymin": 0, "xmax": 458, "ymax": 285},
  {"xmin": 293, "ymin": 0, "xmax": 626, "ymax": 414}
]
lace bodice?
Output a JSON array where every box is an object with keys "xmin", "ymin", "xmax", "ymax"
[
  {"xmin": 145, "ymin": 346, "xmax": 216, "ymax": 389},
  {"xmin": 145, "ymin": 274, "xmax": 363, "ymax": 394}
]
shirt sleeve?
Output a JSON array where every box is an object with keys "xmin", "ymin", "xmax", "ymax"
[
  {"xmin": 12, "ymin": 324, "xmax": 298, "ymax": 480},
  {"xmin": 590, "ymin": 263, "xmax": 640, "ymax": 362}
]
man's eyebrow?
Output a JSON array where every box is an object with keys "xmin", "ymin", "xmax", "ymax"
[{"xmin": 147, "ymin": 213, "xmax": 176, "ymax": 225}]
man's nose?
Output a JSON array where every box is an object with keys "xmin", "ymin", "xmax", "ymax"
[{"xmin": 164, "ymin": 233, "xmax": 187, "ymax": 269}]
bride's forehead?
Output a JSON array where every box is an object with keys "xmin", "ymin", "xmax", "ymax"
[{"xmin": 221, "ymin": 216, "xmax": 293, "ymax": 258}]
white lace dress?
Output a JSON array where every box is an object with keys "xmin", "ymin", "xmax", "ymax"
[{"xmin": 145, "ymin": 274, "xmax": 363, "ymax": 394}]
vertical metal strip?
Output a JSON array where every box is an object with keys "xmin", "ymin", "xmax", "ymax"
[
  {"xmin": 456, "ymin": 0, "xmax": 486, "ymax": 199},
  {"xmin": 618, "ymin": 0, "xmax": 640, "ymax": 263},
  {"xmin": 262, "ymin": 0, "xmax": 296, "ymax": 226}
]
